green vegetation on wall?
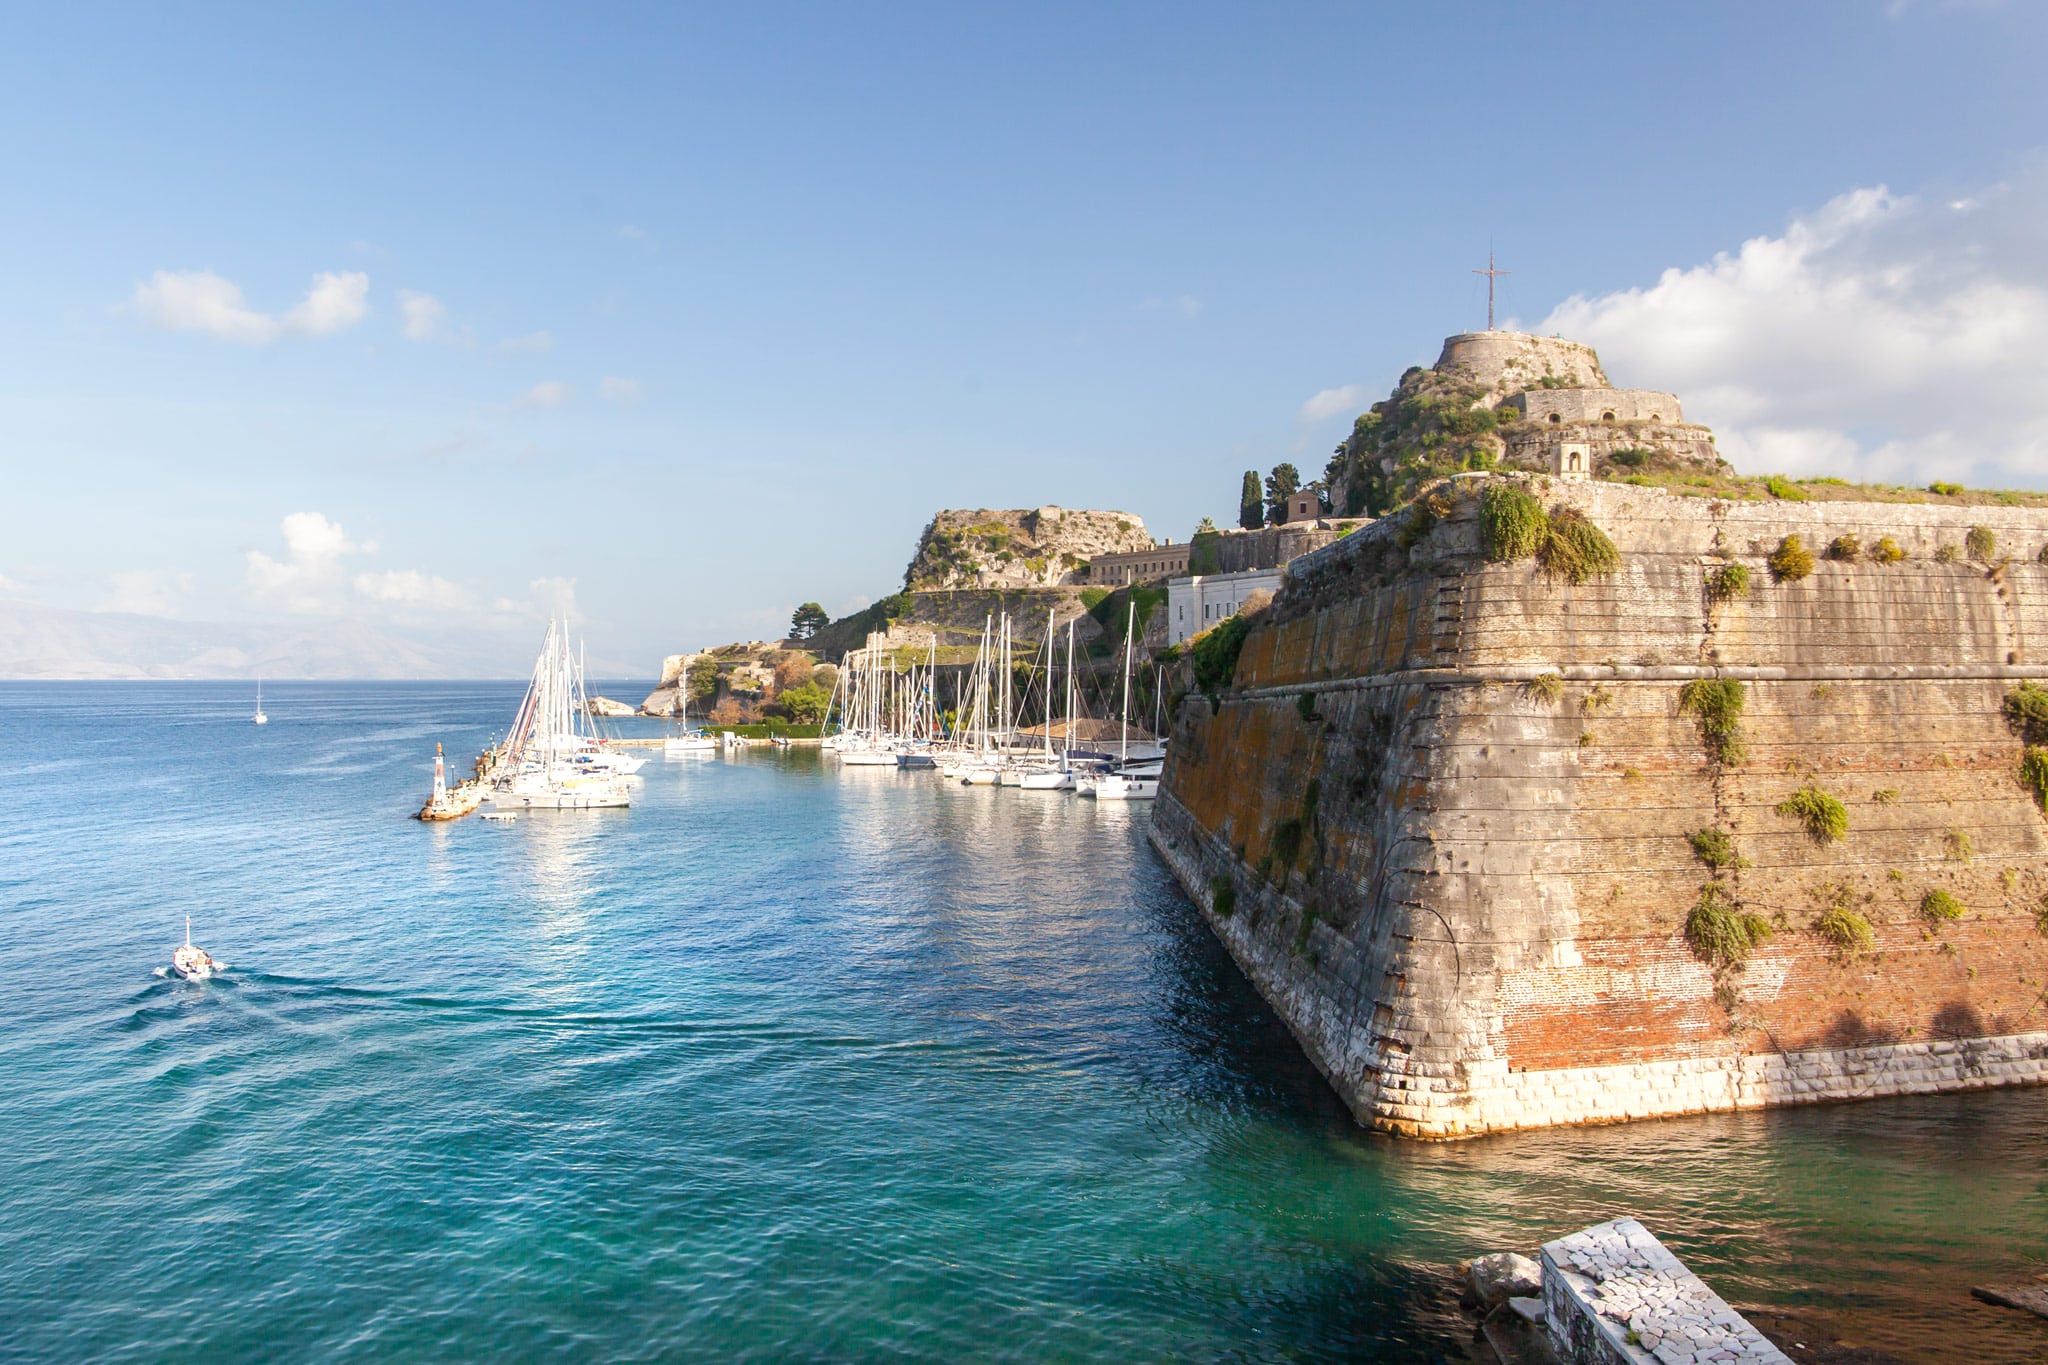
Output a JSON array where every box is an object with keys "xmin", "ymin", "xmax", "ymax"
[
  {"xmin": 1479, "ymin": 482, "xmax": 1547, "ymax": 561},
  {"xmin": 1191, "ymin": 611, "xmax": 1254, "ymax": 694},
  {"xmin": 1685, "ymin": 882, "xmax": 1772, "ymax": 967},
  {"xmin": 1209, "ymin": 875, "xmax": 1236, "ymax": 919},
  {"xmin": 2020, "ymin": 746, "xmax": 2048, "ymax": 811},
  {"xmin": 1920, "ymin": 888, "xmax": 1966, "ymax": 923},
  {"xmin": 1778, "ymin": 782, "xmax": 1849, "ymax": 843},
  {"xmin": 1537, "ymin": 507, "xmax": 1621, "ymax": 584},
  {"xmin": 1688, "ymin": 827, "xmax": 1745, "ymax": 870},
  {"xmin": 1767, "ymin": 534, "xmax": 1815, "ymax": 582},
  {"xmin": 1816, "ymin": 905, "xmax": 1875, "ymax": 954},
  {"xmin": 2003, "ymin": 683, "xmax": 2048, "ymax": 744},
  {"xmin": 1678, "ymin": 677, "xmax": 1746, "ymax": 765},
  {"xmin": 1868, "ymin": 536, "xmax": 1905, "ymax": 564},
  {"xmin": 1706, "ymin": 562, "xmax": 1750, "ymax": 602}
]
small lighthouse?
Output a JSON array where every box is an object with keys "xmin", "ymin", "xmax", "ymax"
[{"xmin": 432, "ymin": 742, "xmax": 447, "ymax": 804}]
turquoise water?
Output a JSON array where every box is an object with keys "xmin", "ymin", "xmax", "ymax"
[{"xmin": 3, "ymin": 682, "xmax": 2045, "ymax": 1362}]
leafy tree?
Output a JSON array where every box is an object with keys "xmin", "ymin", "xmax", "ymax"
[
  {"xmin": 1264, "ymin": 463, "xmax": 1301, "ymax": 524},
  {"xmin": 789, "ymin": 601, "xmax": 829, "ymax": 640},
  {"xmin": 1238, "ymin": 470, "xmax": 1263, "ymax": 530},
  {"xmin": 687, "ymin": 658, "xmax": 720, "ymax": 705},
  {"xmin": 778, "ymin": 680, "xmax": 832, "ymax": 724}
]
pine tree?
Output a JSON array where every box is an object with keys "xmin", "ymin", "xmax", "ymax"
[
  {"xmin": 1238, "ymin": 471, "xmax": 1263, "ymax": 530},
  {"xmin": 1264, "ymin": 463, "xmax": 1301, "ymax": 524}
]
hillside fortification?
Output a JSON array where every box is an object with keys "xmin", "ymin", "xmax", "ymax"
[
  {"xmin": 1152, "ymin": 475, "xmax": 2048, "ymax": 1138},
  {"xmin": 1330, "ymin": 330, "xmax": 1722, "ymax": 517},
  {"xmin": 904, "ymin": 507, "xmax": 1153, "ymax": 591}
]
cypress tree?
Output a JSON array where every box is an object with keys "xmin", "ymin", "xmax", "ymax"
[{"xmin": 1238, "ymin": 470, "xmax": 1263, "ymax": 530}]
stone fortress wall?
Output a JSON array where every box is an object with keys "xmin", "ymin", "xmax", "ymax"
[
  {"xmin": 1508, "ymin": 388, "xmax": 1683, "ymax": 425},
  {"xmin": 1151, "ymin": 476, "xmax": 2048, "ymax": 1138}
]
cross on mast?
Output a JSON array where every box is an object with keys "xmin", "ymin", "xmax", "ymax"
[{"xmin": 1472, "ymin": 251, "xmax": 1510, "ymax": 331}]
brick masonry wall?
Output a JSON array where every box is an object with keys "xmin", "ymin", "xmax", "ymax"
[{"xmin": 1151, "ymin": 477, "xmax": 2048, "ymax": 1137}]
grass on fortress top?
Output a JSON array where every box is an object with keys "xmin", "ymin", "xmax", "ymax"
[{"xmin": 1600, "ymin": 469, "xmax": 2048, "ymax": 508}]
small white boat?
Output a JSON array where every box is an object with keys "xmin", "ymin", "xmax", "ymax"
[
  {"xmin": 172, "ymin": 916, "xmax": 219, "ymax": 980},
  {"xmin": 252, "ymin": 678, "xmax": 268, "ymax": 726},
  {"xmin": 480, "ymin": 811, "xmax": 518, "ymax": 822},
  {"xmin": 1093, "ymin": 770, "xmax": 1160, "ymax": 801}
]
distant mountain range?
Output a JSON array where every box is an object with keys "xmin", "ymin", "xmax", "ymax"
[{"xmin": 0, "ymin": 598, "xmax": 609, "ymax": 679}]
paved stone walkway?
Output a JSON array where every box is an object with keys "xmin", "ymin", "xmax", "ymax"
[{"xmin": 1541, "ymin": 1218, "xmax": 1789, "ymax": 1365}]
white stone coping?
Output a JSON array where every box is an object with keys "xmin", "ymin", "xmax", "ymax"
[{"xmin": 1541, "ymin": 1218, "xmax": 1789, "ymax": 1364}]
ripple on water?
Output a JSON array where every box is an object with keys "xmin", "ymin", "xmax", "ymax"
[{"xmin": 0, "ymin": 681, "xmax": 2044, "ymax": 1362}]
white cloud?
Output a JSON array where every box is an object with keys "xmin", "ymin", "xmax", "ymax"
[
  {"xmin": 398, "ymin": 289, "xmax": 448, "ymax": 342},
  {"xmin": 0, "ymin": 574, "xmax": 20, "ymax": 595},
  {"xmin": 618, "ymin": 224, "xmax": 651, "ymax": 244},
  {"xmin": 529, "ymin": 576, "xmax": 578, "ymax": 622},
  {"xmin": 518, "ymin": 380, "xmax": 569, "ymax": 408},
  {"xmin": 1539, "ymin": 169, "xmax": 2048, "ymax": 489},
  {"xmin": 133, "ymin": 268, "xmax": 370, "ymax": 344},
  {"xmin": 245, "ymin": 511, "xmax": 364, "ymax": 611},
  {"xmin": 353, "ymin": 569, "xmax": 471, "ymax": 609},
  {"xmin": 600, "ymin": 376, "xmax": 642, "ymax": 403},
  {"xmin": 103, "ymin": 570, "xmax": 192, "ymax": 617},
  {"xmin": 1140, "ymin": 294, "xmax": 1203, "ymax": 320},
  {"xmin": 1298, "ymin": 384, "xmax": 1364, "ymax": 423},
  {"xmin": 500, "ymin": 330, "xmax": 553, "ymax": 354}
]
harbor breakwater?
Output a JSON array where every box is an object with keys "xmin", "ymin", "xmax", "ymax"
[{"xmin": 1151, "ymin": 476, "xmax": 2048, "ymax": 1137}]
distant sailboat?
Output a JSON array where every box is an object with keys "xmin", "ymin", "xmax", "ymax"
[{"xmin": 253, "ymin": 678, "xmax": 268, "ymax": 726}]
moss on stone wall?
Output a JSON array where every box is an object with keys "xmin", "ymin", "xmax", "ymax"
[
  {"xmin": 1480, "ymin": 482, "xmax": 1547, "ymax": 561},
  {"xmin": 1777, "ymin": 783, "xmax": 1849, "ymax": 843},
  {"xmin": 1678, "ymin": 678, "xmax": 1746, "ymax": 765},
  {"xmin": 1538, "ymin": 508, "xmax": 1620, "ymax": 584},
  {"xmin": 1685, "ymin": 882, "xmax": 1772, "ymax": 967}
]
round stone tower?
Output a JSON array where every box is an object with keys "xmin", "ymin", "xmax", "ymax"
[{"xmin": 1434, "ymin": 332, "xmax": 1609, "ymax": 404}]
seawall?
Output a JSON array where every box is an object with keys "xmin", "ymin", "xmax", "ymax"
[{"xmin": 1150, "ymin": 476, "xmax": 2048, "ymax": 1137}]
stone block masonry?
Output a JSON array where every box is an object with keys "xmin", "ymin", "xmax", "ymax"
[
  {"xmin": 1151, "ymin": 476, "xmax": 2048, "ymax": 1137},
  {"xmin": 1541, "ymin": 1219, "xmax": 1789, "ymax": 1364}
]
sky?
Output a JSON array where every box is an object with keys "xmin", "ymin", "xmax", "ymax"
[{"xmin": 2, "ymin": 1, "xmax": 2045, "ymax": 676}]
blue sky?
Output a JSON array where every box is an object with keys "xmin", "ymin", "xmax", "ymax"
[{"xmin": 3, "ymin": 2, "xmax": 2046, "ymax": 674}]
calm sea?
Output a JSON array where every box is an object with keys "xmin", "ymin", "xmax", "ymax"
[{"xmin": 1, "ymin": 682, "xmax": 2044, "ymax": 1362}]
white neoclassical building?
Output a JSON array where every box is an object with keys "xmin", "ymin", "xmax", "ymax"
[{"xmin": 1166, "ymin": 568, "xmax": 1283, "ymax": 646}]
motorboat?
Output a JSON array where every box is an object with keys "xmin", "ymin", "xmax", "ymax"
[{"xmin": 480, "ymin": 811, "xmax": 518, "ymax": 822}]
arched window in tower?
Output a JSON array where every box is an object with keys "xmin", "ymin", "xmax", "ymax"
[
  {"xmin": 1548, "ymin": 413, "xmax": 1562, "ymax": 425},
  {"xmin": 1602, "ymin": 411, "xmax": 1617, "ymax": 423}
]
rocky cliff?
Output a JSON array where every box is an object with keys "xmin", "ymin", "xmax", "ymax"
[
  {"xmin": 904, "ymin": 507, "xmax": 1153, "ymax": 591},
  {"xmin": 1151, "ymin": 475, "xmax": 2048, "ymax": 1138}
]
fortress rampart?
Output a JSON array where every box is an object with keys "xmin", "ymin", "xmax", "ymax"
[
  {"xmin": 1151, "ymin": 478, "xmax": 2048, "ymax": 1137},
  {"xmin": 1508, "ymin": 388, "xmax": 1683, "ymax": 425}
]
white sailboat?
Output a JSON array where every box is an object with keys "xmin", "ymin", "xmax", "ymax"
[
  {"xmin": 1089, "ymin": 602, "xmax": 1159, "ymax": 802},
  {"xmin": 172, "ymin": 916, "xmax": 220, "ymax": 980},
  {"xmin": 487, "ymin": 618, "xmax": 632, "ymax": 810},
  {"xmin": 252, "ymin": 678, "xmax": 268, "ymax": 726},
  {"xmin": 664, "ymin": 653, "xmax": 717, "ymax": 754}
]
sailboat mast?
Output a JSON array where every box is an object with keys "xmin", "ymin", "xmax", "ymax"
[
  {"xmin": 1121, "ymin": 601, "xmax": 1134, "ymax": 762},
  {"xmin": 1064, "ymin": 617, "xmax": 1075, "ymax": 763}
]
